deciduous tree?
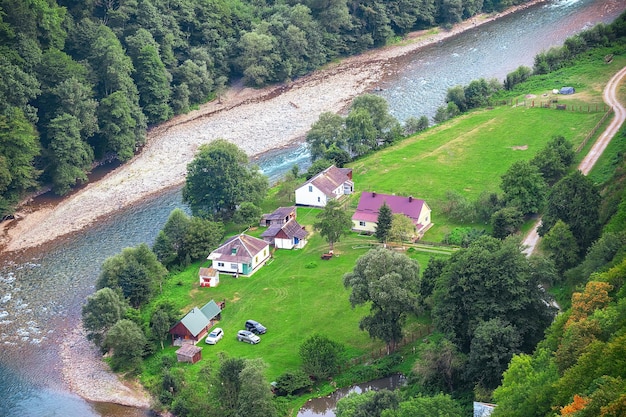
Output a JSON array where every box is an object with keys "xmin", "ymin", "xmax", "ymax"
[
  {"xmin": 313, "ymin": 198, "xmax": 352, "ymax": 252},
  {"xmin": 299, "ymin": 334, "xmax": 344, "ymax": 380},
  {"xmin": 103, "ymin": 319, "xmax": 147, "ymax": 372},
  {"xmin": 82, "ymin": 287, "xmax": 128, "ymax": 348},
  {"xmin": 183, "ymin": 139, "xmax": 268, "ymax": 220},
  {"xmin": 344, "ymin": 247, "xmax": 420, "ymax": 352},
  {"xmin": 500, "ymin": 160, "xmax": 547, "ymax": 215}
]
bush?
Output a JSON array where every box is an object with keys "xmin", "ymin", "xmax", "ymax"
[{"xmin": 274, "ymin": 369, "xmax": 313, "ymax": 396}]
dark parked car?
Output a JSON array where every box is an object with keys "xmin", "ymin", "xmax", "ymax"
[
  {"xmin": 237, "ymin": 330, "xmax": 260, "ymax": 344},
  {"xmin": 245, "ymin": 319, "xmax": 267, "ymax": 334}
]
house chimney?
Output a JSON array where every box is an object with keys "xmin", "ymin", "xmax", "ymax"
[
  {"xmin": 409, "ymin": 196, "xmax": 413, "ymax": 202},
  {"xmin": 372, "ymin": 192, "xmax": 376, "ymax": 197}
]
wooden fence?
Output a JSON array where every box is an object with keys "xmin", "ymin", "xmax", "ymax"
[
  {"xmin": 490, "ymin": 98, "xmax": 610, "ymax": 113},
  {"xmin": 576, "ymin": 107, "xmax": 614, "ymax": 152}
]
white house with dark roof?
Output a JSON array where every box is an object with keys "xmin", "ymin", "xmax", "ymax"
[
  {"xmin": 295, "ymin": 165, "xmax": 353, "ymax": 207},
  {"xmin": 208, "ymin": 234, "xmax": 270, "ymax": 276},
  {"xmin": 261, "ymin": 218, "xmax": 309, "ymax": 249}
]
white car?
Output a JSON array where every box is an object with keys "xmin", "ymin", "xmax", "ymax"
[{"xmin": 205, "ymin": 327, "xmax": 224, "ymax": 345}]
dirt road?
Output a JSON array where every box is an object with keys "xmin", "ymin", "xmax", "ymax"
[{"xmin": 522, "ymin": 65, "xmax": 626, "ymax": 255}]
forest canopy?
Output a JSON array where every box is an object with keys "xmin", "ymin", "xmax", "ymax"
[{"xmin": 0, "ymin": 0, "xmax": 536, "ymax": 214}]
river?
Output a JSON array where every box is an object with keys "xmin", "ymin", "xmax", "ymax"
[{"xmin": 1, "ymin": 1, "xmax": 624, "ymax": 416}]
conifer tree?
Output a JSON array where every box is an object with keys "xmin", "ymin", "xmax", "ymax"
[{"xmin": 375, "ymin": 202, "xmax": 392, "ymax": 243}]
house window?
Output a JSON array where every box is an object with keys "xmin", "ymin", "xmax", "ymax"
[
  {"xmin": 308, "ymin": 185, "xmax": 313, "ymax": 192},
  {"xmin": 231, "ymin": 263, "xmax": 237, "ymax": 270},
  {"xmin": 359, "ymin": 221, "xmax": 366, "ymax": 227},
  {"xmin": 425, "ymin": 216, "xmax": 429, "ymax": 222},
  {"xmin": 317, "ymin": 196, "xmax": 321, "ymax": 202},
  {"xmin": 255, "ymin": 256, "xmax": 258, "ymax": 263},
  {"xmin": 217, "ymin": 262, "xmax": 224, "ymax": 267}
]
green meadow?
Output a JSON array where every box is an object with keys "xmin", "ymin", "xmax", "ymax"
[{"xmin": 140, "ymin": 48, "xmax": 626, "ymax": 413}]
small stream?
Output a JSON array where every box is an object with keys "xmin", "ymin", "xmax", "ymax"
[{"xmin": 297, "ymin": 374, "xmax": 407, "ymax": 417}]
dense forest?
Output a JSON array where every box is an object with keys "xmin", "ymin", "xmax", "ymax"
[{"xmin": 0, "ymin": 0, "xmax": 533, "ymax": 215}]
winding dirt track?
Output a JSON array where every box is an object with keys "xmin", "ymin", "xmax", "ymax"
[{"xmin": 522, "ymin": 65, "xmax": 626, "ymax": 255}]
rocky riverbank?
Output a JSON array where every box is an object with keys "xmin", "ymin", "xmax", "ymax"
[
  {"xmin": 0, "ymin": 0, "xmax": 546, "ymax": 256},
  {"xmin": 60, "ymin": 324, "xmax": 152, "ymax": 409}
]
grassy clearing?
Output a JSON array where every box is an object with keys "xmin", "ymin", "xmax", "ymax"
[
  {"xmin": 140, "ymin": 49, "xmax": 626, "ymax": 413},
  {"xmin": 349, "ymin": 104, "xmax": 603, "ymax": 240}
]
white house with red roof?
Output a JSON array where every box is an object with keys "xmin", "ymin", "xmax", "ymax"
[
  {"xmin": 208, "ymin": 234, "xmax": 270, "ymax": 276},
  {"xmin": 295, "ymin": 165, "xmax": 353, "ymax": 207},
  {"xmin": 352, "ymin": 192, "xmax": 432, "ymax": 237}
]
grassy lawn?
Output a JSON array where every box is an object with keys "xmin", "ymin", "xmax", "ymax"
[{"xmin": 139, "ymin": 49, "xmax": 626, "ymax": 413}]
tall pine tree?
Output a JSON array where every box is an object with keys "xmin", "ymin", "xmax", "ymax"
[{"xmin": 375, "ymin": 202, "xmax": 392, "ymax": 243}]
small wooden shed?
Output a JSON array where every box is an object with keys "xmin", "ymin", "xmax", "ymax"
[
  {"xmin": 199, "ymin": 267, "xmax": 219, "ymax": 287},
  {"xmin": 176, "ymin": 344, "xmax": 202, "ymax": 364}
]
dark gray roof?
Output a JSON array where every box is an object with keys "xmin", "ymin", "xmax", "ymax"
[
  {"xmin": 264, "ymin": 206, "xmax": 295, "ymax": 220},
  {"xmin": 302, "ymin": 165, "xmax": 352, "ymax": 197},
  {"xmin": 210, "ymin": 234, "xmax": 268, "ymax": 263},
  {"xmin": 261, "ymin": 219, "xmax": 308, "ymax": 240}
]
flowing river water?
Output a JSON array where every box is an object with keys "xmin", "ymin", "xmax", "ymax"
[{"xmin": 0, "ymin": 1, "xmax": 624, "ymax": 416}]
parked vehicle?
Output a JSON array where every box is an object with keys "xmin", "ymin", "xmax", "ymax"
[
  {"xmin": 205, "ymin": 327, "xmax": 224, "ymax": 345},
  {"xmin": 237, "ymin": 330, "xmax": 261, "ymax": 344},
  {"xmin": 245, "ymin": 319, "xmax": 267, "ymax": 335}
]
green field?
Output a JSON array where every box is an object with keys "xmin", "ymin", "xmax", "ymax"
[{"xmin": 140, "ymin": 49, "xmax": 626, "ymax": 413}]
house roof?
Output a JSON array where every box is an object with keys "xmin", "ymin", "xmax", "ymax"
[
  {"xmin": 200, "ymin": 300, "xmax": 221, "ymax": 320},
  {"xmin": 175, "ymin": 300, "xmax": 222, "ymax": 337},
  {"xmin": 199, "ymin": 267, "xmax": 217, "ymax": 278},
  {"xmin": 177, "ymin": 344, "xmax": 202, "ymax": 357},
  {"xmin": 262, "ymin": 219, "xmax": 308, "ymax": 239},
  {"xmin": 179, "ymin": 307, "xmax": 210, "ymax": 337},
  {"xmin": 352, "ymin": 192, "xmax": 428, "ymax": 225},
  {"xmin": 301, "ymin": 165, "xmax": 353, "ymax": 197},
  {"xmin": 208, "ymin": 234, "xmax": 268, "ymax": 263},
  {"xmin": 262, "ymin": 206, "xmax": 295, "ymax": 221}
]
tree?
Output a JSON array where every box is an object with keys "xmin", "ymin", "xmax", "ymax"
[
  {"xmin": 149, "ymin": 301, "xmax": 179, "ymax": 350},
  {"xmin": 374, "ymin": 202, "xmax": 392, "ymax": 243},
  {"xmin": 539, "ymin": 170, "xmax": 600, "ymax": 254},
  {"xmin": 466, "ymin": 318, "xmax": 522, "ymax": 389},
  {"xmin": 46, "ymin": 114, "xmax": 93, "ymax": 195},
  {"xmin": 421, "ymin": 256, "xmax": 447, "ymax": 305},
  {"xmin": 345, "ymin": 107, "xmax": 378, "ymax": 156},
  {"xmin": 306, "ymin": 158, "xmax": 333, "ymax": 179},
  {"xmin": 313, "ymin": 198, "xmax": 352, "ymax": 252},
  {"xmin": 152, "ymin": 208, "xmax": 190, "ymax": 267},
  {"xmin": 413, "ymin": 338, "xmax": 466, "ymax": 394},
  {"xmin": 491, "ymin": 206, "xmax": 524, "ymax": 239},
  {"xmin": 103, "ymin": 319, "xmax": 147, "ymax": 372},
  {"xmin": 183, "ymin": 139, "xmax": 268, "ymax": 219},
  {"xmin": 236, "ymin": 359, "xmax": 278, "ymax": 417},
  {"xmin": 491, "ymin": 349, "xmax": 559, "ymax": 417},
  {"xmin": 350, "ymin": 94, "xmax": 400, "ymax": 142},
  {"xmin": 81, "ymin": 287, "xmax": 128, "ymax": 348},
  {"xmin": 215, "ymin": 357, "xmax": 246, "ymax": 416},
  {"xmin": 381, "ymin": 393, "xmax": 464, "ymax": 417},
  {"xmin": 500, "ymin": 160, "xmax": 547, "ymax": 215},
  {"xmin": 299, "ymin": 334, "xmax": 344, "ymax": 380},
  {"xmin": 530, "ymin": 135, "xmax": 574, "ymax": 185},
  {"xmin": 344, "ymin": 248, "xmax": 420, "ymax": 352},
  {"xmin": 182, "ymin": 217, "xmax": 225, "ymax": 261},
  {"xmin": 541, "ymin": 220, "xmax": 580, "ymax": 273},
  {"xmin": 403, "ymin": 115, "xmax": 429, "ymax": 135},
  {"xmin": 97, "ymin": 243, "xmax": 167, "ymax": 307},
  {"xmin": 389, "ymin": 213, "xmax": 415, "ymax": 245},
  {"xmin": 0, "ymin": 109, "xmax": 40, "ymax": 215},
  {"xmin": 233, "ymin": 202, "xmax": 262, "ymax": 227},
  {"xmin": 97, "ymin": 90, "xmax": 140, "ymax": 161},
  {"xmin": 306, "ymin": 111, "xmax": 346, "ymax": 161},
  {"xmin": 274, "ymin": 369, "xmax": 312, "ymax": 396},
  {"xmin": 433, "ymin": 236, "xmax": 555, "ymax": 353},
  {"xmin": 336, "ymin": 389, "xmax": 400, "ymax": 417}
]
